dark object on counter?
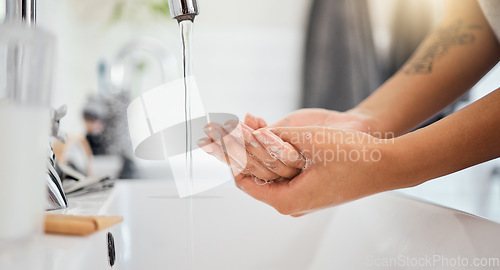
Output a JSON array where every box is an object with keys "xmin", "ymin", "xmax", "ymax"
[{"xmin": 107, "ymin": 232, "xmax": 116, "ymax": 267}]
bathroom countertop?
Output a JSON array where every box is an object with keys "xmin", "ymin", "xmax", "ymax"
[{"xmin": 2, "ymin": 179, "xmax": 500, "ymax": 270}]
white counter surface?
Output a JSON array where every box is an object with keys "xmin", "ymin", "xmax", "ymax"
[{"xmin": 2, "ymin": 179, "xmax": 500, "ymax": 270}]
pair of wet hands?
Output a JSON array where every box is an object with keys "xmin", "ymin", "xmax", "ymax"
[{"xmin": 196, "ymin": 114, "xmax": 306, "ymax": 185}]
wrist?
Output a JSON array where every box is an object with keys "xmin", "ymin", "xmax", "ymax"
[
  {"xmin": 387, "ymin": 135, "xmax": 430, "ymax": 190},
  {"xmin": 369, "ymin": 136, "xmax": 425, "ymax": 192},
  {"xmin": 345, "ymin": 107, "xmax": 388, "ymax": 138}
]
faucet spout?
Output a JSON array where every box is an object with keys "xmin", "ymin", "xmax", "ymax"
[
  {"xmin": 5, "ymin": 0, "xmax": 36, "ymax": 26},
  {"xmin": 167, "ymin": 0, "xmax": 199, "ymax": 22}
]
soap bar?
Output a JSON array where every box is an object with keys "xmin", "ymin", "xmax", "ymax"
[{"xmin": 44, "ymin": 214, "xmax": 123, "ymax": 236}]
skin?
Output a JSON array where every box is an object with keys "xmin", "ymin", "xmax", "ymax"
[
  {"xmin": 199, "ymin": 121, "xmax": 305, "ymax": 180},
  {"xmin": 199, "ymin": 0, "xmax": 500, "ymax": 216}
]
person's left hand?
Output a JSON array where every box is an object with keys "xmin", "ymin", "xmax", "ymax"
[
  {"xmin": 197, "ymin": 121, "xmax": 306, "ymax": 182},
  {"xmin": 232, "ymin": 126, "xmax": 401, "ymax": 216}
]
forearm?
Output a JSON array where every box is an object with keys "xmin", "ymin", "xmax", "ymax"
[
  {"xmin": 352, "ymin": 0, "xmax": 500, "ymax": 137},
  {"xmin": 391, "ymin": 88, "xmax": 500, "ymax": 189}
]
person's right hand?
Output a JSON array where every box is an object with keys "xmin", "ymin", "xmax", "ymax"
[
  {"xmin": 244, "ymin": 108, "xmax": 378, "ymax": 135},
  {"xmin": 238, "ymin": 109, "xmax": 382, "ymax": 182},
  {"xmin": 233, "ymin": 126, "xmax": 398, "ymax": 216},
  {"xmin": 198, "ymin": 108, "xmax": 380, "ymax": 184}
]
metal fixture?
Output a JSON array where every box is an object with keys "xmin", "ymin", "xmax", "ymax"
[
  {"xmin": 5, "ymin": 0, "xmax": 68, "ymax": 210},
  {"xmin": 5, "ymin": 0, "xmax": 36, "ymax": 26},
  {"xmin": 167, "ymin": 0, "xmax": 199, "ymax": 22}
]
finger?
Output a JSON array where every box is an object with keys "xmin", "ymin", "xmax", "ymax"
[
  {"xmin": 197, "ymin": 137, "xmax": 230, "ymax": 165},
  {"xmin": 244, "ymin": 114, "xmax": 259, "ymax": 130},
  {"xmin": 203, "ymin": 122, "xmax": 221, "ymax": 141},
  {"xmin": 197, "ymin": 137, "xmax": 245, "ymax": 176},
  {"xmin": 235, "ymin": 123, "xmax": 302, "ymax": 179},
  {"xmin": 198, "ymin": 137, "xmax": 246, "ymax": 178},
  {"xmin": 256, "ymin": 117, "xmax": 267, "ymax": 129},
  {"xmin": 207, "ymin": 123, "xmax": 280, "ymax": 181},
  {"xmin": 198, "ymin": 137, "xmax": 270, "ymax": 179},
  {"xmin": 212, "ymin": 121, "xmax": 297, "ymax": 181},
  {"xmin": 253, "ymin": 129, "xmax": 307, "ymax": 169},
  {"xmin": 269, "ymin": 127, "xmax": 330, "ymax": 154},
  {"xmin": 234, "ymin": 175, "xmax": 270, "ymax": 200},
  {"xmin": 235, "ymin": 175, "xmax": 289, "ymax": 206},
  {"xmin": 244, "ymin": 113, "xmax": 267, "ymax": 129},
  {"xmin": 222, "ymin": 120, "xmax": 245, "ymax": 146}
]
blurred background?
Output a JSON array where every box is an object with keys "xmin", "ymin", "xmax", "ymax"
[{"xmin": 1, "ymin": 0, "xmax": 499, "ymax": 220}]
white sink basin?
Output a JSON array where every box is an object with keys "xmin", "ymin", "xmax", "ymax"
[{"xmin": 2, "ymin": 179, "xmax": 500, "ymax": 269}]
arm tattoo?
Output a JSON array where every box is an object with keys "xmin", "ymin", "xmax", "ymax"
[{"xmin": 403, "ymin": 20, "xmax": 481, "ymax": 75}]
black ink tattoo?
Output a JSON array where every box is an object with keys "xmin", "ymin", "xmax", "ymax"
[{"xmin": 403, "ymin": 20, "xmax": 479, "ymax": 75}]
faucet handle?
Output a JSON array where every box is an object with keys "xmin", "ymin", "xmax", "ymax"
[{"xmin": 46, "ymin": 157, "xmax": 68, "ymax": 211}]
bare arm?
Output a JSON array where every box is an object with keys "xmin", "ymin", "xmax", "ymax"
[
  {"xmin": 201, "ymin": 0, "xmax": 500, "ymax": 185},
  {"xmin": 353, "ymin": 0, "xmax": 500, "ymax": 137},
  {"xmin": 393, "ymin": 87, "xmax": 500, "ymax": 189}
]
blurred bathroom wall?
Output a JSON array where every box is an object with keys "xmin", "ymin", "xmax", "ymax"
[
  {"xmin": 34, "ymin": 0, "xmax": 310, "ymax": 135},
  {"xmin": 4, "ymin": 0, "xmax": 500, "ymax": 219}
]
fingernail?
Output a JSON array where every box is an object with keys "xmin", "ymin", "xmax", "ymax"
[
  {"xmin": 204, "ymin": 145, "xmax": 213, "ymax": 153},
  {"xmin": 204, "ymin": 126, "xmax": 212, "ymax": 134},
  {"xmin": 197, "ymin": 138, "xmax": 209, "ymax": 145}
]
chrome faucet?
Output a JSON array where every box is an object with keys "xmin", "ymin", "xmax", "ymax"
[
  {"xmin": 167, "ymin": 0, "xmax": 199, "ymax": 22},
  {"xmin": 5, "ymin": 0, "xmax": 36, "ymax": 26},
  {"xmin": 101, "ymin": 37, "xmax": 179, "ymax": 177},
  {"xmin": 109, "ymin": 37, "xmax": 179, "ymax": 94}
]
